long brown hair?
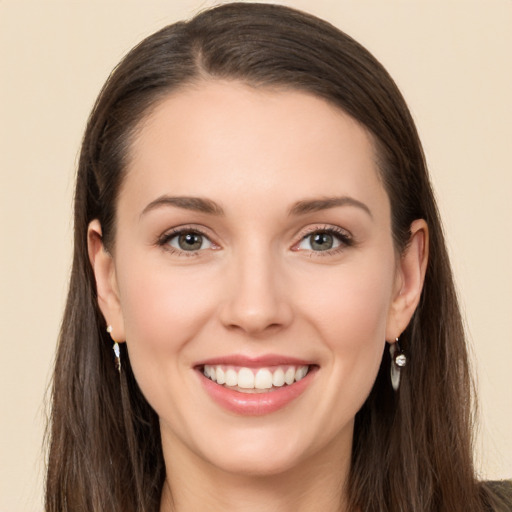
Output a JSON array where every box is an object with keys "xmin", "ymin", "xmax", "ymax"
[{"xmin": 45, "ymin": 3, "xmax": 508, "ymax": 511}]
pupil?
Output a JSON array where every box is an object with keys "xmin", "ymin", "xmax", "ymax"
[
  {"xmin": 311, "ymin": 232, "xmax": 333, "ymax": 251},
  {"xmin": 179, "ymin": 233, "xmax": 202, "ymax": 250}
]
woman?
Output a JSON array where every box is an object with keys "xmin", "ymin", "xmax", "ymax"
[{"xmin": 45, "ymin": 2, "xmax": 511, "ymax": 511}]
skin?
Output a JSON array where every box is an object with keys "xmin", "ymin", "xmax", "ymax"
[{"xmin": 89, "ymin": 81, "xmax": 428, "ymax": 512}]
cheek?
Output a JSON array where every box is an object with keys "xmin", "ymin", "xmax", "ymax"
[
  {"xmin": 114, "ymin": 255, "xmax": 219, "ymax": 393},
  {"xmin": 117, "ymin": 253, "xmax": 217, "ymax": 335},
  {"xmin": 297, "ymin": 252, "xmax": 395, "ymax": 408},
  {"xmin": 300, "ymin": 254, "xmax": 395, "ymax": 346},
  {"xmin": 326, "ymin": 279, "xmax": 390, "ymax": 376}
]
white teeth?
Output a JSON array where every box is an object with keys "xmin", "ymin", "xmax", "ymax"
[
  {"xmin": 216, "ymin": 367, "xmax": 226, "ymax": 385},
  {"xmin": 237, "ymin": 368, "xmax": 255, "ymax": 389},
  {"xmin": 284, "ymin": 367, "xmax": 295, "ymax": 385},
  {"xmin": 203, "ymin": 364, "xmax": 310, "ymax": 390},
  {"xmin": 272, "ymin": 368, "xmax": 285, "ymax": 387},
  {"xmin": 295, "ymin": 366, "xmax": 308, "ymax": 381},
  {"xmin": 225, "ymin": 368, "xmax": 238, "ymax": 387},
  {"xmin": 254, "ymin": 369, "xmax": 273, "ymax": 389}
]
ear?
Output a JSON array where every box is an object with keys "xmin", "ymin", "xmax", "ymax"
[
  {"xmin": 87, "ymin": 219, "xmax": 126, "ymax": 343},
  {"xmin": 386, "ymin": 219, "xmax": 429, "ymax": 341}
]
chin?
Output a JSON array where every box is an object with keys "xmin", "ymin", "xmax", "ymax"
[
  {"xmin": 205, "ymin": 445, "xmax": 306, "ymax": 478},
  {"xmin": 188, "ymin": 417, "xmax": 347, "ymax": 478}
]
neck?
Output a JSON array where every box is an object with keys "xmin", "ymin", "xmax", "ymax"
[{"xmin": 159, "ymin": 435, "xmax": 352, "ymax": 512}]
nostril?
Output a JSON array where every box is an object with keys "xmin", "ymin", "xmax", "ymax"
[{"xmin": 220, "ymin": 299, "xmax": 294, "ymax": 336}]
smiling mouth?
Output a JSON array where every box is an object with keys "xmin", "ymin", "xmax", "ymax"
[{"xmin": 202, "ymin": 364, "xmax": 311, "ymax": 393}]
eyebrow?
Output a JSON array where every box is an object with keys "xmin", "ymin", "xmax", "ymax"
[
  {"xmin": 140, "ymin": 195, "xmax": 225, "ymax": 217},
  {"xmin": 289, "ymin": 196, "xmax": 373, "ymax": 218},
  {"xmin": 140, "ymin": 194, "xmax": 372, "ymax": 219}
]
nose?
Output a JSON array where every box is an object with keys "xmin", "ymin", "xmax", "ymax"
[{"xmin": 218, "ymin": 246, "xmax": 294, "ymax": 336}]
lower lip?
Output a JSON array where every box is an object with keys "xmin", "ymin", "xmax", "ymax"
[{"xmin": 198, "ymin": 367, "xmax": 316, "ymax": 416}]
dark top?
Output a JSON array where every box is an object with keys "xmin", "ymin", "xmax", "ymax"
[{"xmin": 484, "ymin": 481, "xmax": 512, "ymax": 511}]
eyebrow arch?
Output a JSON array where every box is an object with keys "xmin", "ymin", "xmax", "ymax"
[
  {"xmin": 289, "ymin": 196, "xmax": 373, "ymax": 218},
  {"xmin": 140, "ymin": 195, "xmax": 225, "ymax": 217}
]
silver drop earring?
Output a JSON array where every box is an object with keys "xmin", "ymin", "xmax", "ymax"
[
  {"xmin": 389, "ymin": 338, "xmax": 406, "ymax": 391},
  {"xmin": 107, "ymin": 325, "xmax": 121, "ymax": 374}
]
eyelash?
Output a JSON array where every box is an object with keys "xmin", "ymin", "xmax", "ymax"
[
  {"xmin": 294, "ymin": 225, "xmax": 354, "ymax": 256},
  {"xmin": 157, "ymin": 227, "xmax": 214, "ymax": 257},
  {"xmin": 156, "ymin": 225, "xmax": 354, "ymax": 256}
]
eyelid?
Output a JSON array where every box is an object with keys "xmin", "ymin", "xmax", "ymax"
[
  {"xmin": 156, "ymin": 225, "xmax": 220, "ymax": 254},
  {"xmin": 291, "ymin": 225, "xmax": 354, "ymax": 253},
  {"xmin": 155, "ymin": 223, "xmax": 353, "ymax": 256}
]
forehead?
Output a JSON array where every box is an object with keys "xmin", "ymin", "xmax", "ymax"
[{"xmin": 121, "ymin": 80, "xmax": 388, "ymax": 219}]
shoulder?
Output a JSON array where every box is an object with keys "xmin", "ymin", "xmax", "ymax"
[{"xmin": 481, "ymin": 480, "xmax": 512, "ymax": 511}]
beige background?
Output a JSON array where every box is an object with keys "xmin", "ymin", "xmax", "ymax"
[{"xmin": 1, "ymin": 1, "xmax": 511, "ymax": 510}]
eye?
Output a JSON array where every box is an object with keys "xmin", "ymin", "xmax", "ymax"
[
  {"xmin": 296, "ymin": 228, "xmax": 351, "ymax": 252},
  {"xmin": 163, "ymin": 230, "xmax": 214, "ymax": 252}
]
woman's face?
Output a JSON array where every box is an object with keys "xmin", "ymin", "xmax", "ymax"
[{"xmin": 92, "ymin": 81, "xmax": 422, "ymax": 477}]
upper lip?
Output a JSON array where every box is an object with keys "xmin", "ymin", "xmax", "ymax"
[{"xmin": 195, "ymin": 354, "xmax": 315, "ymax": 368}]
